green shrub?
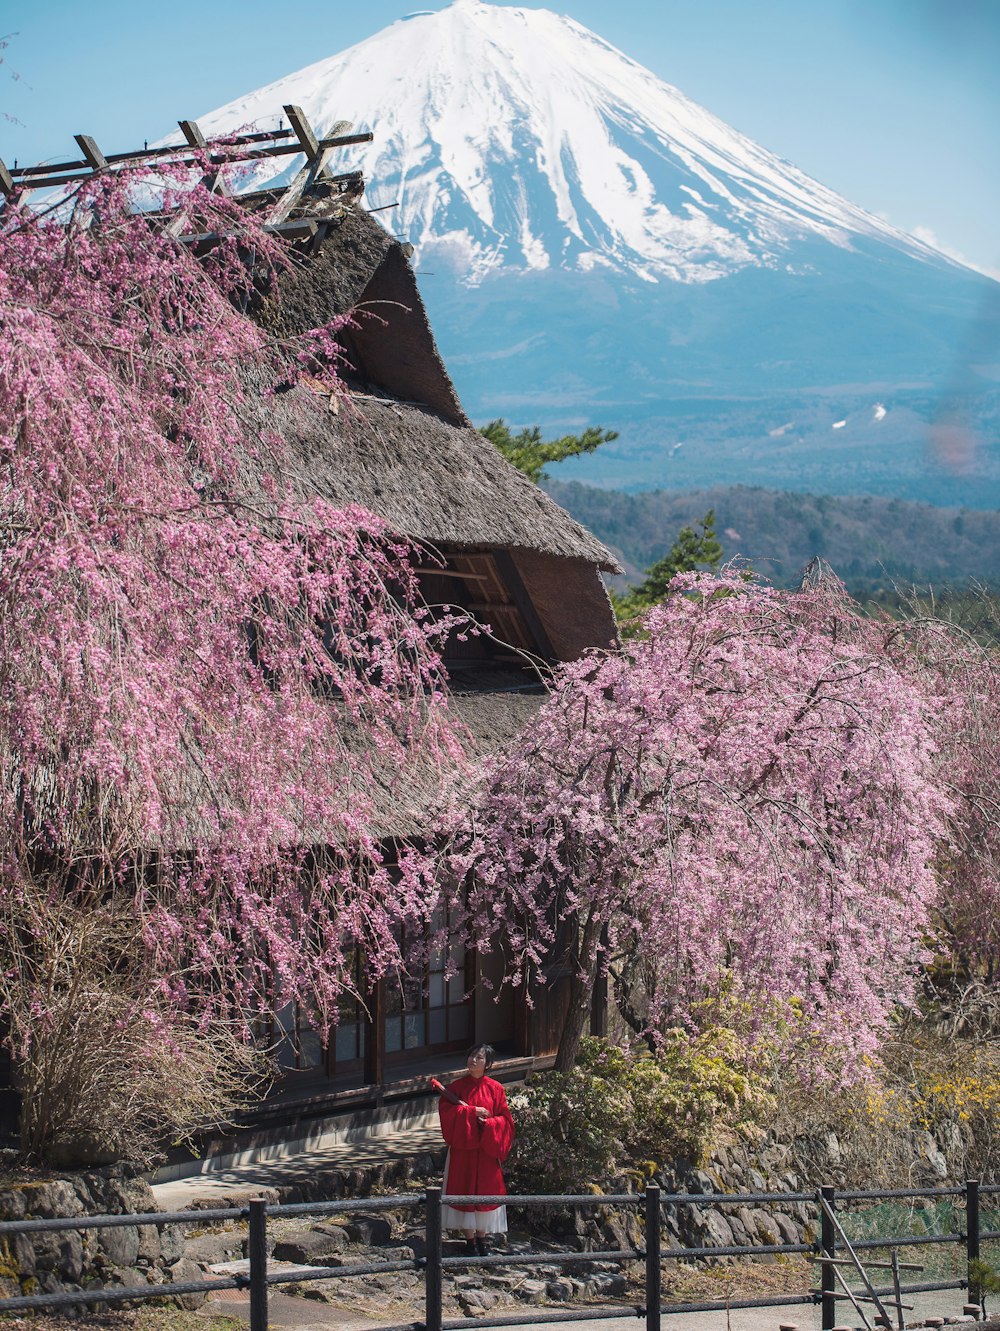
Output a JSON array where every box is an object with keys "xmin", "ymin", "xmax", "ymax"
[
  {"xmin": 506, "ymin": 1066, "xmax": 630, "ymax": 1195},
  {"xmin": 506, "ymin": 1032, "xmax": 769, "ymax": 1193}
]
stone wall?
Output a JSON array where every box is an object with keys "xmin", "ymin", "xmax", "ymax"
[
  {"xmin": 564, "ymin": 1116, "xmax": 993, "ymax": 1262},
  {"xmin": 0, "ymin": 1166, "xmax": 202, "ymax": 1311}
]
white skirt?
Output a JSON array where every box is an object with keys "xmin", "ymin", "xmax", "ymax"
[
  {"xmin": 441, "ymin": 1202, "xmax": 508, "ymax": 1233},
  {"xmin": 441, "ymin": 1149, "xmax": 508, "ymax": 1233}
]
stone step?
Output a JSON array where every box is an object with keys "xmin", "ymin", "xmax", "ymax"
[{"xmin": 209, "ymin": 1258, "xmax": 320, "ymax": 1280}]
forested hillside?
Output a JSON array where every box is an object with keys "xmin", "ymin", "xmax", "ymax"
[{"xmin": 545, "ymin": 481, "xmax": 1000, "ymax": 595}]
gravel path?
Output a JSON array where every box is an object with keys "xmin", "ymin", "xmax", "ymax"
[{"xmin": 190, "ymin": 1287, "xmax": 986, "ymax": 1330}]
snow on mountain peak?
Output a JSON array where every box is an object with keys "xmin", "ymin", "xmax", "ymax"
[{"xmin": 185, "ymin": 0, "xmax": 949, "ymax": 286}]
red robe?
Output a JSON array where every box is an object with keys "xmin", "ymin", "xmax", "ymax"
[{"xmin": 439, "ymin": 1074, "xmax": 515, "ymax": 1212}]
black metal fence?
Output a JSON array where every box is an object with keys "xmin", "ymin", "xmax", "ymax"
[{"xmin": 0, "ymin": 1179, "xmax": 997, "ymax": 1331}]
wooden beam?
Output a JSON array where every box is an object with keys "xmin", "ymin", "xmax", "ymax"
[
  {"xmin": 267, "ymin": 147, "xmax": 332, "ymax": 224},
  {"xmin": 266, "ymin": 218, "xmax": 318, "ymax": 240},
  {"xmin": 169, "ymin": 116, "xmax": 230, "ymax": 224},
  {"xmin": 283, "ymin": 104, "xmax": 321, "ymax": 161},
  {"xmin": 74, "ymin": 134, "xmax": 107, "ymax": 171},
  {"xmin": 413, "ymin": 567, "xmax": 492, "ymax": 582},
  {"xmin": 0, "ymin": 159, "xmax": 14, "ymax": 197},
  {"xmin": 267, "ymin": 117, "xmax": 357, "ymax": 224},
  {"xmin": 13, "ymin": 137, "xmax": 373, "ymax": 194},
  {"xmin": 178, "ymin": 119, "xmax": 207, "ymax": 148},
  {"xmin": 178, "ymin": 216, "xmax": 319, "ymax": 246},
  {"xmin": 364, "ymin": 978, "xmax": 385, "ymax": 1087},
  {"xmin": 491, "ymin": 549, "xmax": 556, "ymax": 660},
  {"xmin": 444, "ymin": 653, "xmax": 532, "ymax": 666},
  {"xmin": 512, "ymin": 976, "xmax": 531, "ymax": 1057},
  {"xmin": 14, "ymin": 126, "xmax": 294, "ymax": 179}
]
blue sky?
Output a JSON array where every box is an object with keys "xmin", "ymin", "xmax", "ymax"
[{"xmin": 3, "ymin": 0, "xmax": 998, "ymax": 278}]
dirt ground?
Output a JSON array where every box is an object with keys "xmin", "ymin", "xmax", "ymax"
[
  {"xmin": 0, "ymin": 1255, "xmax": 814, "ymax": 1331},
  {"xmin": 0, "ymin": 1255, "xmax": 983, "ymax": 1331}
]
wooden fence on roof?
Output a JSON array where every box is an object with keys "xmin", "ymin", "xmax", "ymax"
[{"xmin": 0, "ymin": 103, "xmax": 372, "ymax": 244}]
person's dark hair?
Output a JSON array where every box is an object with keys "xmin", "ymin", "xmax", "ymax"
[{"xmin": 467, "ymin": 1042, "xmax": 495, "ymax": 1069}]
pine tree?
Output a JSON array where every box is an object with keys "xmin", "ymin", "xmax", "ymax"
[
  {"xmin": 612, "ymin": 510, "xmax": 723, "ymax": 628},
  {"xmin": 481, "ymin": 419, "xmax": 618, "ymax": 484}
]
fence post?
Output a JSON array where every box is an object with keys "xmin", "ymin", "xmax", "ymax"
[
  {"xmin": 425, "ymin": 1185, "xmax": 443, "ymax": 1331},
  {"xmin": 966, "ymin": 1178, "xmax": 981, "ymax": 1310},
  {"xmin": 820, "ymin": 1185, "xmax": 836, "ymax": 1331},
  {"xmin": 248, "ymin": 1197, "xmax": 269, "ymax": 1331},
  {"xmin": 644, "ymin": 1183, "xmax": 661, "ymax": 1331}
]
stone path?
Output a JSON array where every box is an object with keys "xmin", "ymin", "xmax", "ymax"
[{"xmin": 152, "ymin": 1124, "xmax": 444, "ymax": 1211}]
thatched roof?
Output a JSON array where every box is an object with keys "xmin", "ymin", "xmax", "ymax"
[
  {"xmin": 368, "ymin": 679, "xmax": 546, "ymax": 840},
  {"xmin": 257, "ymin": 204, "xmax": 620, "ymax": 573},
  {"xmin": 260, "ymin": 205, "xmax": 468, "ymax": 427},
  {"xmin": 273, "ymin": 388, "xmax": 619, "ymax": 571}
]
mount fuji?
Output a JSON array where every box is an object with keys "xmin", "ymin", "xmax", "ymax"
[{"xmin": 183, "ymin": 0, "xmax": 1000, "ymax": 505}]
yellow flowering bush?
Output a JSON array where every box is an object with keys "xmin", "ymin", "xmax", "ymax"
[{"xmin": 774, "ymin": 1032, "xmax": 1000, "ymax": 1184}]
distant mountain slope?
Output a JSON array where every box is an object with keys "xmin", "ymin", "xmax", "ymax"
[
  {"xmin": 535, "ymin": 384, "xmax": 1000, "ymax": 510},
  {"xmin": 185, "ymin": 0, "xmax": 1000, "ymax": 502},
  {"xmin": 544, "ymin": 480, "xmax": 1000, "ymax": 593}
]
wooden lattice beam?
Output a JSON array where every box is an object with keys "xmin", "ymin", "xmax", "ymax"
[
  {"xmin": 267, "ymin": 116, "xmax": 356, "ymax": 225},
  {"xmin": 178, "ymin": 120, "xmax": 208, "ymax": 149},
  {"xmin": 284, "ymin": 104, "xmax": 322, "ymax": 161},
  {"xmin": 74, "ymin": 134, "xmax": 108, "ymax": 171},
  {"xmin": 4, "ymin": 126, "xmax": 373, "ymax": 195}
]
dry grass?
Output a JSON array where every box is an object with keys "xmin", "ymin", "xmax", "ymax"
[
  {"xmin": 662, "ymin": 1254, "xmax": 813, "ymax": 1304},
  {"xmin": 0, "ymin": 1311, "xmax": 246, "ymax": 1330}
]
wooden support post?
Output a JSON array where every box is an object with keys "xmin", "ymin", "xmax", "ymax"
[
  {"xmin": 491, "ymin": 549, "xmax": 555, "ymax": 660},
  {"xmin": 165, "ymin": 117, "xmax": 228, "ymax": 239},
  {"xmin": 512, "ymin": 973, "xmax": 530, "ymax": 1057},
  {"xmin": 267, "ymin": 148, "xmax": 333, "ymax": 223},
  {"xmin": 364, "ymin": 978, "xmax": 385, "ymax": 1088},
  {"xmin": 425, "ymin": 1186, "xmax": 443, "ymax": 1331},
  {"xmin": 283, "ymin": 104, "xmax": 322, "ymax": 161},
  {"xmin": 248, "ymin": 1197, "xmax": 269, "ymax": 1331},
  {"xmin": 267, "ymin": 116, "xmax": 353, "ymax": 224},
  {"xmin": 178, "ymin": 119, "xmax": 207, "ymax": 148},
  {"xmin": 890, "ymin": 1249, "xmax": 904, "ymax": 1331},
  {"xmin": 644, "ymin": 1183, "xmax": 661, "ymax": 1331},
  {"xmin": 74, "ymin": 134, "xmax": 108, "ymax": 171}
]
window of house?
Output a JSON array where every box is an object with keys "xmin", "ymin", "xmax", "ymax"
[{"xmin": 384, "ymin": 904, "xmax": 472, "ymax": 1057}]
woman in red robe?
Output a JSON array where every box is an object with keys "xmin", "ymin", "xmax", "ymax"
[{"xmin": 439, "ymin": 1043, "xmax": 515, "ymax": 1255}]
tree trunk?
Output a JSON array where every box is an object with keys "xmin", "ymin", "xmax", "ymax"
[{"xmin": 553, "ymin": 907, "xmax": 605, "ymax": 1072}]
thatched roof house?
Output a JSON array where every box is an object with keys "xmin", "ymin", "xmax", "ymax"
[
  {"xmin": 3, "ymin": 117, "xmax": 621, "ymax": 1152},
  {"xmin": 224, "ymin": 184, "xmax": 623, "ymax": 1127}
]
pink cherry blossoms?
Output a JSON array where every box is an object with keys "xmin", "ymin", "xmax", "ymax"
[
  {"xmin": 437, "ymin": 574, "xmax": 956, "ymax": 1073},
  {"xmin": 0, "ymin": 160, "xmax": 464, "ymax": 1061}
]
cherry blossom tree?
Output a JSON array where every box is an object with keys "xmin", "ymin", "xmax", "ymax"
[
  {"xmin": 0, "ymin": 161, "xmax": 463, "ymax": 1157},
  {"xmin": 883, "ymin": 593, "xmax": 1000, "ymax": 999},
  {"xmin": 437, "ymin": 573, "xmax": 953, "ymax": 1074}
]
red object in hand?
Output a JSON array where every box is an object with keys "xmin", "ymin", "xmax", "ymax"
[{"xmin": 430, "ymin": 1076, "xmax": 466, "ymax": 1106}]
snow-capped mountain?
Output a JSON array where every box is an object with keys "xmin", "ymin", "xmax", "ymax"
[
  {"xmin": 181, "ymin": 0, "xmax": 1000, "ymax": 505},
  {"xmin": 188, "ymin": 0, "xmax": 950, "ymax": 288}
]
